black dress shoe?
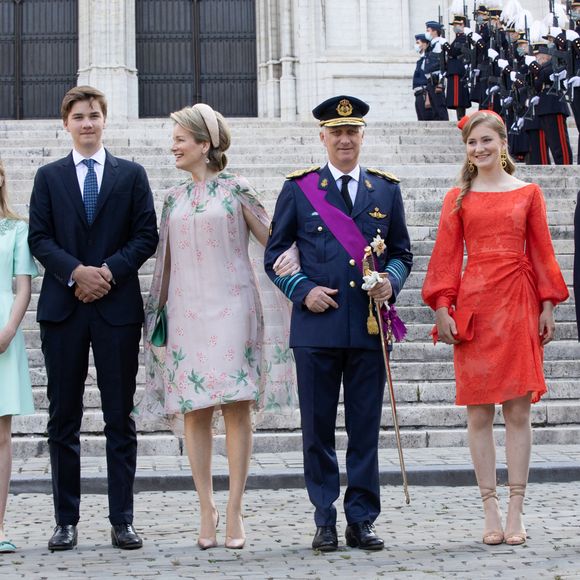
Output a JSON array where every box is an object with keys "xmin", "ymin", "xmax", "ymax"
[
  {"xmin": 48, "ymin": 525, "xmax": 78, "ymax": 551},
  {"xmin": 312, "ymin": 525, "xmax": 338, "ymax": 552},
  {"xmin": 111, "ymin": 524, "xmax": 143, "ymax": 550},
  {"xmin": 345, "ymin": 521, "xmax": 384, "ymax": 551}
]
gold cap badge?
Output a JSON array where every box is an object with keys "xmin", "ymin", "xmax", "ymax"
[{"xmin": 336, "ymin": 99, "xmax": 353, "ymax": 117}]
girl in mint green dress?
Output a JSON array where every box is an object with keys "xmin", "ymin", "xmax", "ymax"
[{"xmin": 0, "ymin": 161, "xmax": 38, "ymax": 553}]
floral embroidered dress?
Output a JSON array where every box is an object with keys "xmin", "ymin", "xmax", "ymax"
[
  {"xmin": 422, "ymin": 184, "xmax": 569, "ymax": 405},
  {"xmin": 0, "ymin": 218, "xmax": 38, "ymax": 416},
  {"xmin": 136, "ymin": 172, "xmax": 297, "ymax": 422}
]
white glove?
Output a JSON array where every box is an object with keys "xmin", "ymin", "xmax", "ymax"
[
  {"xmin": 497, "ymin": 58, "xmax": 509, "ymax": 70},
  {"xmin": 473, "ymin": 68, "xmax": 481, "ymax": 78},
  {"xmin": 471, "ymin": 32, "xmax": 482, "ymax": 42},
  {"xmin": 524, "ymin": 55, "xmax": 536, "ymax": 66},
  {"xmin": 486, "ymin": 85, "xmax": 500, "ymax": 95},
  {"xmin": 517, "ymin": 117, "xmax": 525, "ymax": 129},
  {"xmin": 549, "ymin": 70, "xmax": 567, "ymax": 81},
  {"xmin": 568, "ymin": 76, "xmax": 580, "ymax": 88},
  {"xmin": 361, "ymin": 271, "xmax": 384, "ymax": 291},
  {"xmin": 501, "ymin": 96, "xmax": 513, "ymax": 107},
  {"xmin": 530, "ymin": 95, "xmax": 540, "ymax": 106},
  {"xmin": 510, "ymin": 70, "xmax": 518, "ymax": 82},
  {"xmin": 488, "ymin": 48, "xmax": 499, "ymax": 60},
  {"xmin": 464, "ymin": 27, "xmax": 472, "ymax": 35}
]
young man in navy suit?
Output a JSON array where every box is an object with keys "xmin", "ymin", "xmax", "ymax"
[
  {"xmin": 264, "ymin": 96, "xmax": 413, "ymax": 552},
  {"xmin": 28, "ymin": 86, "xmax": 158, "ymax": 551}
]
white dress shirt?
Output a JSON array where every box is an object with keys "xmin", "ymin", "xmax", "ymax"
[
  {"xmin": 72, "ymin": 147, "xmax": 106, "ymax": 196},
  {"xmin": 327, "ymin": 161, "xmax": 360, "ymax": 206}
]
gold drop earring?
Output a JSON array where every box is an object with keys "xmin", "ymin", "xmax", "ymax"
[
  {"xmin": 468, "ymin": 160, "xmax": 475, "ymax": 173},
  {"xmin": 500, "ymin": 150, "xmax": 508, "ymax": 170}
]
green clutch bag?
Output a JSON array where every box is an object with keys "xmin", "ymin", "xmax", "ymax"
[{"xmin": 151, "ymin": 307, "xmax": 167, "ymax": 347}]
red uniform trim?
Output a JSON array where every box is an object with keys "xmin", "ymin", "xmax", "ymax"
[
  {"xmin": 557, "ymin": 115, "xmax": 571, "ymax": 165},
  {"xmin": 539, "ymin": 129, "xmax": 548, "ymax": 165},
  {"xmin": 454, "ymin": 76, "xmax": 459, "ymax": 108}
]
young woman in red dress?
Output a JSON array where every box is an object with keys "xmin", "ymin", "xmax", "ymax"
[{"xmin": 422, "ymin": 111, "xmax": 569, "ymax": 546}]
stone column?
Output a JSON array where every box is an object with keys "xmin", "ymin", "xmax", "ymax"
[
  {"xmin": 77, "ymin": 0, "xmax": 138, "ymax": 121},
  {"xmin": 279, "ymin": 0, "xmax": 297, "ymax": 121}
]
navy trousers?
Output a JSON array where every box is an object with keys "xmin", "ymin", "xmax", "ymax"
[
  {"xmin": 293, "ymin": 347, "xmax": 386, "ymax": 527},
  {"xmin": 41, "ymin": 304, "xmax": 141, "ymax": 526}
]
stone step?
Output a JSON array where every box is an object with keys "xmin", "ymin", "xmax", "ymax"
[
  {"xmin": 12, "ymin": 399, "xmax": 580, "ymax": 436},
  {"xmin": 28, "ymin": 378, "xmax": 580, "ymax": 412},
  {"xmin": 10, "ymin": 424, "xmax": 580, "ymax": 459}
]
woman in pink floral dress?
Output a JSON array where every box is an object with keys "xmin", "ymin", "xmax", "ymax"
[{"xmin": 138, "ymin": 104, "xmax": 298, "ymax": 549}]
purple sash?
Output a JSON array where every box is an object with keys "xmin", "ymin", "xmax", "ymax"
[
  {"xmin": 295, "ymin": 172, "xmax": 407, "ymax": 342},
  {"xmin": 296, "ymin": 172, "xmax": 367, "ymax": 271}
]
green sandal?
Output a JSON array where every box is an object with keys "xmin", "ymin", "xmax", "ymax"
[{"xmin": 0, "ymin": 540, "xmax": 16, "ymax": 553}]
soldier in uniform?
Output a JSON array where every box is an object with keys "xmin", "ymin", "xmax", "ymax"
[
  {"xmin": 531, "ymin": 42, "xmax": 573, "ymax": 164},
  {"xmin": 424, "ymin": 21, "xmax": 450, "ymax": 120},
  {"xmin": 413, "ymin": 33, "xmax": 435, "ymax": 120},
  {"xmin": 567, "ymin": 2, "xmax": 580, "ymax": 163},
  {"xmin": 446, "ymin": 15, "xmax": 472, "ymax": 119},
  {"xmin": 264, "ymin": 96, "xmax": 412, "ymax": 552}
]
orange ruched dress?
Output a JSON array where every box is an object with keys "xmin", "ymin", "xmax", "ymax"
[{"xmin": 422, "ymin": 184, "xmax": 569, "ymax": 405}]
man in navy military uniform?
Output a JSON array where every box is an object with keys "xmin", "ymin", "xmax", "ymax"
[
  {"xmin": 264, "ymin": 96, "xmax": 412, "ymax": 552},
  {"xmin": 413, "ymin": 33, "xmax": 435, "ymax": 120},
  {"xmin": 445, "ymin": 15, "xmax": 471, "ymax": 119},
  {"xmin": 424, "ymin": 21, "xmax": 450, "ymax": 120}
]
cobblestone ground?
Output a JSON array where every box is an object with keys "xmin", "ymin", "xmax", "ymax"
[{"xmin": 1, "ymin": 483, "xmax": 579, "ymax": 580}]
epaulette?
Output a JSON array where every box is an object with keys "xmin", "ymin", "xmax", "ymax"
[
  {"xmin": 366, "ymin": 168, "xmax": 400, "ymax": 183},
  {"xmin": 286, "ymin": 166, "xmax": 320, "ymax": 179}
]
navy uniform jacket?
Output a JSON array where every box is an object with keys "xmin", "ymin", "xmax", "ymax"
[
  {"xmin": 533, "ymin": 61, "xmax": 570, "ymax": 117},
  {"xmin": 413, "ymin": 56, "xmax": 429, "ymax": 90},
  {"xmin": 264, "ymin": 165, "xmax": 413, "ymax": 350}
]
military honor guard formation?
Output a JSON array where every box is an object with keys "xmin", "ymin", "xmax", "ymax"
[
  {"xmin": 414, "ymin": 0, "xmax": 580, "ymax": 166},
  {"xmin": 0, "ymin": 4, "xmax": 579, "ymax": 573}
]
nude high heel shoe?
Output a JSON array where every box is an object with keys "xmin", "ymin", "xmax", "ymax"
[
  {"xmin": 480, "ymin": 488, "xmax": 504, "ymax": 545},
  {"xmin": 225, "ymin": 514, "xmax": 245, "ymax": 549},
  {"xmin": 197, "ymin": 510, "xmax": 219, "ymax": 550},
  {"xmin": 505, "ymin": 483, "xmax": 527, "ymax": 546}
]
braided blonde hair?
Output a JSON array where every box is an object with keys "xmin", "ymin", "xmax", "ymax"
[{"xmin": 454, "ymin": 111, "xmax": 516, "ymax": 213}]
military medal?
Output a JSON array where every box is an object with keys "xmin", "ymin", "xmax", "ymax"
[{"xmin": 369, "ymin": 207, "xmax": 387, "ymax": 219}]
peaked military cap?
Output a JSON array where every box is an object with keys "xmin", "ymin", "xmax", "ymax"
[
  {"xmin": 475, "ymin": 4, "xmax": 489, "ymax": 14},
  {"xmin": 450, "ymin": 15, "xmax": 467, "ymax": 25},
  {"xmin": 312, "ymin": 95, "xmax": 369, "ymax": 127},
  {"xmin": 415, "ymin": 33, "xmax": 429, "ymax": 42},
  {"xmin": 425, "ymin": 20, "xmax": 444, "ymax": 32}
]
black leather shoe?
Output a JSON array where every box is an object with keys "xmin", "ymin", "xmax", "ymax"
[
  {"xmin": 345, "ymin": 521, "xmax": 384, "ymax": 551},
  {"xmin": 48, "ymin": 525, "xmax": 77, "ymax": 551},
  {"xmin": 111, "ymin": 524, "xmax": 143, "ymax": 550},
  {"xmin": 312, "ymin": 525, "xmax": 338, "ymax": 552}
]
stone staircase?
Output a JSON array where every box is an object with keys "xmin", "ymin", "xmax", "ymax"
[{"xmin": 2, "ymin": 118, "xmax": 580, "ymax": 459}]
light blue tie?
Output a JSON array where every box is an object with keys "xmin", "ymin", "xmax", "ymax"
[{"xmin": 82, "ymin": 158, "xmax": 98, "ymax": 224}]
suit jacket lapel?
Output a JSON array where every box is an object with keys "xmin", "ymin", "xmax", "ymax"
[
  {"xmin": 320, "ymin": 164, "xmax": 350, "ymax": 214},
  {"xmin": 93, "ymin": 149, "xmax": 119, "ymax": 223},
  {"xmin": 60, "ymin": 153, "xmax": 89, "ymax": 226},
  {"xmin": 351, "ymin": 167, "xmax": 373, "ymax": 219}
]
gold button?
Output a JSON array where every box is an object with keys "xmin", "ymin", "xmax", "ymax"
[
  {"xmin": 317, "ymin": 226, "xmax": 323, "ymax": 232},
  {"xmin": 349, "ymin": 281, "xmax": 356, "ymax": 288},
  {"xmin": 349, "ymin": 259, "xmax": 356, "ymax": 266}
]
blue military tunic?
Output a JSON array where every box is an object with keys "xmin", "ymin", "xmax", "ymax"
[{"xmin": 265, "ymin": 164, "xmax": 413, "ymax": 350}]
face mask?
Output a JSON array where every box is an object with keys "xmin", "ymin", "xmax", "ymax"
[
  {"xmin": 453, "ymin": 25, "xmax": 462, "ymax": 34},
  {"xmin": 516, "ymin": 46, "xmax": 527, "ymax": 56},
  {"xmin": 414, "ymin": 44, "xmax": 422, "ymax": 53},
  {"xmin": 476, "ymin": 15, "xmax": 485, "ymax": 24},
  {"xmin": 572, "ymin": 12, "xmax": 580, "ymax": 21},
  {"xmin": 425, "ymin": 31, "xmax": 432, "ymax": 41},
  {"xmin": 547, "ymin": 42, "xmax": 555, "ymax": 50}
]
